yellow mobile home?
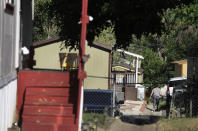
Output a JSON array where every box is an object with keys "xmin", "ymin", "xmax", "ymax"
[{"xmin": 30, "ymin": 37, "xmax": 112, "ymax": 90}]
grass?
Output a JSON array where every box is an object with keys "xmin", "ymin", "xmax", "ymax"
[
  {"xmin": 157, "ymin": 118, "xmax": 198, "ymax": 131},
  {"xmin": 83, "ymin": 113, "xmax": 110, "ymax": 128},
  {"xmin": 146, "ymin": 97, "xmax": 152, "ymax": 105},
  {"xmin": 158, "ymin": 99, "xmax": 166, "ymax": 109},
  {"xmin": 146, "ymin": 97, "xmax": 167, "ymax": 109}
]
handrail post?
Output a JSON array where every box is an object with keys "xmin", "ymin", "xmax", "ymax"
[{"xmin": 77, "ymin": 0, "xmax": 89, "ymax": 130}]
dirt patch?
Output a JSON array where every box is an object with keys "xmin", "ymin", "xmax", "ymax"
[{"xmin": 157, "ymin": 118, "xmax": 198, "ymax": 131}]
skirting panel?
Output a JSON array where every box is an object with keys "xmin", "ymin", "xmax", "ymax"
[{"xmin": 0, "ymin": 79, "xmax": 17, "ymax": 131}]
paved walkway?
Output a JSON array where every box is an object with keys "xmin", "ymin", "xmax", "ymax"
[
  {"xmin": 119, "ymin": 100, "xmax": 163, "ymax": 116},
  {"xmin": 119, "ymin": 100, "xmax": 146, "ymax": 115},
  {"xmin": 98, "ymin": 101, "xmax": 163, "ymax": 131}
]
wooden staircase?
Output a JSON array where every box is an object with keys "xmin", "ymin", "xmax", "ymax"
[{"xmin": 17, "ymin": 70, "xmax": 79, "ymax": 131}]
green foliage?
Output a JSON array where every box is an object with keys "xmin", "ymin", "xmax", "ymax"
[
  {"xmin": 162, "ymin": 1, "xmax": 198, "ymax": 32},
  {"xmin": 140, "ymin": 0, "xmax": 198, "ymax": 86},
  {"xmin": 142, "ymin": 48, "xmax": 167, "ymax": 86},
  {"xmin": 33, "ymin": 0, "xmax": 60, "ymax": 42},
  {"xmin": 158, "ymin": 99, "xmax": 167, "ymax": 109},
  {"xmin": 110, "ymin": 0, "xmax": 190, "ymax": 48},
  {"xmin": 94, "ymin": 26, "xmax": 116, "ymax": 47},
  {"xmin": 161, "ymin": 0, "xmax": 198, "ymax": 55},
  {"xmin": 83, "ymin": 113, "xmax": 108, "ymax": 128},
  {"xmin": 94, "ymin": 0, "xmax": 198, "ymax": 86},
  {"xmin": 48, "ymin": 0, "xmax": 190, "ymax": 48},
  {"xmin": 33, "ymin": 0, "xmax": 192, "ymax": 48}
]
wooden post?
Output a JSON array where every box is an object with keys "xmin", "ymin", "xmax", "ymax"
[{"xmin": 77, "ymin": 0, "xmax": 89, "ymax": 130}]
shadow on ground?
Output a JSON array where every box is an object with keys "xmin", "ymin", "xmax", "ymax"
[{"xmin": 120, "ymin": 115, "xmax": 161, "ymax": 125}]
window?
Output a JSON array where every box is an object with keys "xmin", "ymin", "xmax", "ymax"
[
  {"xmin": 169, "ymin": 80, "xmax": 187, "ymax": 88},
  {"xmin": 5, "ymin": 0, "xmax": 14, "ymax": 14},
  {"xmin": 59, "ymin": 53, "xmax": 78, "ymax": 71}
]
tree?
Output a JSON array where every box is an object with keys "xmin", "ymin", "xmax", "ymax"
[
  {"xmin": 161, "ymin": 0, "xmax": 198, "ymax": 62},
  {"xmin": 94, "ymin": 26, "xmax": 115, "ymax": 47},
  {"xmin": 33, "ymin": 0, "xmax": 60, "ymax": 42},
  {"xmin": 90, "ymin": 0, "xmax": 198, "ymax": 88},
  {"xmin": 49, "ymin": 0, "xmax": 191, "ymax": 48},
  {"xmin": 142, "ymin": 48, "xmax": 167, "ymax": 86},
  {"xmin": 140, "ymin": 0, "xmax": 198, "ymax": 85}
]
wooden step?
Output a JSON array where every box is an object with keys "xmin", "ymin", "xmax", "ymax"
[
  {"xmin": 25, "ymin": 88, "xmax": 74, "ymax": 97},
  {"xmin": 22, "ymin": 115, "xmax": 75, "ymax": 125},
  {"xmin": 22, "ymin": 122, "xmax": 77, "ymax": 131},
  {"xmin": 24, "ymin": 96, "xmax": 76, "ymax": 106},
  {"xmin": 23, "ymin": 105, "xmax": 74, "ymax": 116}
]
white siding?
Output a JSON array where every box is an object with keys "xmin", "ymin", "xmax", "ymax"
[
  {"xmin": 0, "ymin": 0, "xmax": 29, "ymax": 130},
  {"xmin": 0, "ymin": 0, "xmax": 16, "ymax": 77},
  {"xmin": 0, "ymin": 0, "xmax": 3, "ymax": 75},
  {"xmin": 0, "ymin": 0, "xmax": 32, "ymax": 129},
  {"xmin": 0, "ymin": 79, "xmax": 17, "ymax": 131}
]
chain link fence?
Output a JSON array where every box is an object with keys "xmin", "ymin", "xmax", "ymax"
[
  {"xmin": 82, "ymin": 75, "xmax": 117, "ymax": 131},
  {"xmin": 82, "ymin": 74, "xmax": 125, "ymax": 117},
  {"xmin": 166, "ymin": 88, "xmax": 188, "ymax": 118},
  {"xmin": 83, "ymin": 89, "xmax": 114, "ymax": 115}
]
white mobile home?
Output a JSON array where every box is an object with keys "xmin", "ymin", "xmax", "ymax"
[{"xmin": 0, "ymin": 0, "xmax": 33, "ymax": 130}]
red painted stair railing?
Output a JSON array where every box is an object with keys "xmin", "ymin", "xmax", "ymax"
[{"xmin": 17, "ymin": 70, "xmax": 79, "ymax": 131}]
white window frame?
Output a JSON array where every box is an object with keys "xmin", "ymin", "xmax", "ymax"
[
  {"xmin": 5, "ymin": 0, "xmax": 14, "ymax": 5},
  {"xmin": 4, "ymin": 0, "xmax": 15, "ymax": 14}
]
